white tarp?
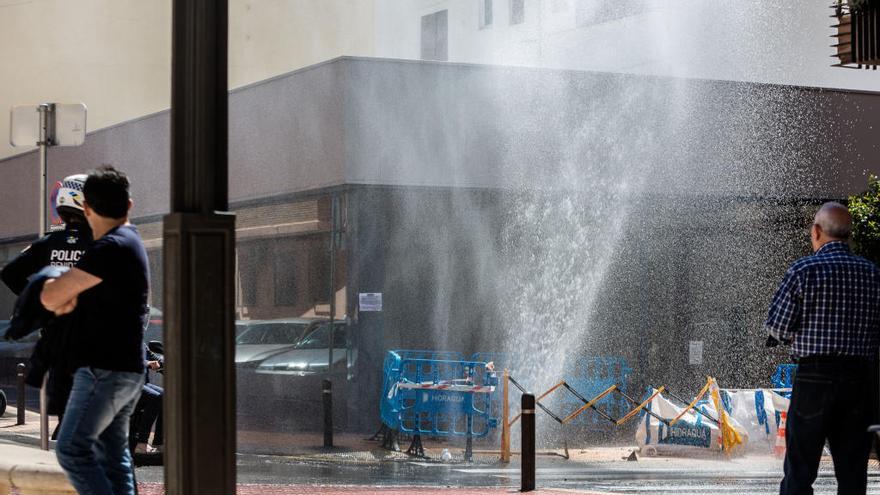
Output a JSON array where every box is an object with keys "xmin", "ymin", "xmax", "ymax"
[
  {"xmin": 635, "ymin": 388, "xmax": 790, "ymax": 457},
  {"xmin": 635, "ymin": 389, "xmax": 745, "ymax": 455},
  {"xmin": 724, "ymin": 390, "xmax": 790, "ymax": 454}
]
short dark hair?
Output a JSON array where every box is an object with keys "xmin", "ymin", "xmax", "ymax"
[{"xmin": 83, "ymin": 165, "xmax": 130, "ymax": 219}]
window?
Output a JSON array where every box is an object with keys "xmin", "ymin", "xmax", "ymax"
[
  {"xmin": 549, "ymin": 0, "xmax": 571, "ymax": 13},
  {"xmin": 420, "ymin": 10, "xmax": 448, "ymax": 61},
  {"xmin": 308, "ymin": 237, "xmax": 330, "ymax": 305},
  {"xmin": 295, "ymin": 323, "xmax": 347, "ymax": 350},
  {"xmin": 510, "ymin": 0, "xmax": 524, "ymax": 25},
  {"xmin": 235, "ymin": 322, "xmax": 310, "ymax": 345},
  {"xmin": 575, "ymin": 0, "xmax": 646, "ymax": 26},
  {"xmin": 479, "ymin": 0, "xmax": 494, "ymax": 28},
  {"xmin": 274, "ymin": 240, "xmax": 298, "ymax": 306},
  {"xmin": 147, "ymin": 249, "xmax": 163, "ymax": 310},
  {"xmin": 237, "ymin": 243, "xmax": 264, "ymax": 307}
]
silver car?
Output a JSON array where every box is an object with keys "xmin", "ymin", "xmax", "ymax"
[
  {"xmin": 234, "ymin": 318, "xmax": 322, "ymax": 365},
  {"xmin": 255, "ymin": 322, "xmax": 352, "ymax": 375}
]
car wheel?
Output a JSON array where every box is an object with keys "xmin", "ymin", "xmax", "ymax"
[{"xmin": 0, "ymin": 390, "xmax": 6, "ymax": 417}]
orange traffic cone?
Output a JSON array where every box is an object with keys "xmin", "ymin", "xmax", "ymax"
[{"xmin": 774, "ymin": 411, "xmax": 787, "ymax": 457}]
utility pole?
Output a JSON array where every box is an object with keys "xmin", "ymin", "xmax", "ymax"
[
  {"xmin": 10, "ymin": 101, "xmax": 86, "ymax": 451},
  {"xmin": 36, "ymin": 103, "xmax": 52, "ymax": 451},
  {"xmin": 164, "ymin": 0, "xmax": 236, "ymax": 494},
  {"xmin": 36, "ymin": 103, "xmax": 53, "ymax": 237}
]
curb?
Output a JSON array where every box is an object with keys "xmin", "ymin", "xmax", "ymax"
[{"xmin": 0, "ymin": 443, "xmax": 75, "ymax": 494}]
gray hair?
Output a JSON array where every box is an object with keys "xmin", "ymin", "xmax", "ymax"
[{"xmin": 814, "ymin": 202, "xmax": 852, "ymax": 239}]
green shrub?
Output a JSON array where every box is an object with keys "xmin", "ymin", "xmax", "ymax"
[{"xmin": 848, "ymin": 174, "xmax": 880, "ymax": 265}]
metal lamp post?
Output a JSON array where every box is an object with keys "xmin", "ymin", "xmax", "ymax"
[{"xmin": 163, "ymin": 0, "xmax": 236, "ymax": 493}]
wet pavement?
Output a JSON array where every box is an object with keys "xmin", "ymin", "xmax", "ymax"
[
  {"xmin": 4, "ymin": 410, "xmax": 876, "ymax": 495},
  {"xmin": 135, "ymin": 452, "xmax": 880, "ymax": 494}
]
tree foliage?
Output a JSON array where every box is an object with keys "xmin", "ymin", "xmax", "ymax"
[
  {"xmin": 849, "ymin": 174, "xmax": 880, "ymax": 265},
  {"xmin": 839, "ymin": 0, "xmax": 880, "ymax": 12}
]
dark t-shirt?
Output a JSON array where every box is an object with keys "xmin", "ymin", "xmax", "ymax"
[{"xmin": 74, "ymin": 225, "xmax": 148, "ymax": 373}]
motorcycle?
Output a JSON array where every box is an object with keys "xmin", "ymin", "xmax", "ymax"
[{"xmin": 130, "ymin": 340, "xmax": 164, "ymax": 466}]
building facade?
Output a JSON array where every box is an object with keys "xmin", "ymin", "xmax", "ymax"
[{"xmin": 1, "ymin": 58, "xmax": 878, "ymax": 433}]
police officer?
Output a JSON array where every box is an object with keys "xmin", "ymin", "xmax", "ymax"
[
  {"xmin": 1, "ymin": 174, "xmax": 92, "ymax": 291},
  {"xmin": 1, "ymin": 174, "xmax": 92, "ymax": 437}
]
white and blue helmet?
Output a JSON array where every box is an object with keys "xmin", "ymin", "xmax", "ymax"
[{"xmin": 55, "ymin": 173, "xmax": 87, "ymax": 218}]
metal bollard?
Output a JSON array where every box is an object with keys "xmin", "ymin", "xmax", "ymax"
[
  {"xmin": 322, "ymin": 379, "xmax": 333, "ymax": 448},
  {"xmin": 16, "ymin": 363, "xmax": 26, "ymax": 425},
  {"xmin": 40, "ymin": 373, "xmax": 49, "ymax": 450},
  {"xmin": 521, "ymin": 393, "xmax": 536, "ymax": 492},
  {"xmin": 501, "ymin": 369, "xmax": 511, "ymax": 463}
]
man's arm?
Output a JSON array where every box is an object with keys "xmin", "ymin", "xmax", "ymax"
[
  {"xmin": 40, "ymin": 268, "xmax": 102, "ymax": 315},
  {"xmin": 765, "ymin": 267, "xmax": 802, "ymax": 345}
]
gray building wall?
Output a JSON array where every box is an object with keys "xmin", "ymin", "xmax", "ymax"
[{"xmin": 1, "ymin": 56, "xmax": 878, "ymax": 242}]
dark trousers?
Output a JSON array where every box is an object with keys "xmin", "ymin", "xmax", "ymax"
[
  {"xmin": 133, "ymin": 383, "xmax": 163, "ymax": 445},
  {"xmin": 780, "ymin": 359, "xmax": 877, "ymax": 495}
]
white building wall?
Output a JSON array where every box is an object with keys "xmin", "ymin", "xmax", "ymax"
[
  {"xmin": 375, "ymin": 0, "xmax": 880, "ymax": 92},
  {"xmin": 0, "ymin": 0, "xmax": 375, "ymax": 161}
]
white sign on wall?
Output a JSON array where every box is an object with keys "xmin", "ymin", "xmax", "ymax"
[
  {"xmin": 689, "ymin": 340, "xmax": 704, "ymax": 365},
  {"xmin": 10, "ymin": 103, "xmax": 87, "ymax": 147},
  {"xmin": 359, "ymin": 293, "xmax": 383, "ymax": 312}
]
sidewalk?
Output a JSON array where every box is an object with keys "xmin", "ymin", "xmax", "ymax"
[
  {"xmin": 0, "ymin": 408, "xmax": 58, "ymax": 448},
  {"xmin": 2, "ymin": 408, "xmax": 636, "ymax": 465}
]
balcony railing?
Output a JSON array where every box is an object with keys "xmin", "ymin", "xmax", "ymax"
[{"xmin": 832, "ymin": 1, "xmax": 880, "ymax": 69}]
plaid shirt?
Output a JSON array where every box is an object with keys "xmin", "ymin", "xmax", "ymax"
[{"xmin": 766, "ymin": 241, "xmax": 880, "ymax": 359}]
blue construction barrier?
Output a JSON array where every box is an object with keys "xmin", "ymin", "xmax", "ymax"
[
  {"xmin": 469, "ymin": 352, "xmax": 509, "ymax": 430},
  {"xmin": 562, "ymin": 356, "xmax": 632, "ymax": 431},
  {"xmin": 770, "ymin": 363, "xmax": 796, "ymax": 427},
  {"xmin": 379, "ymin": 350, "xmax": 633, "ymax": 456},
  {"xmin": 380, "ymin": 350, "xmax": 499, "ymax": 440},
  {"xmin": 771, "ymin": 364, "xmax": 797, "ymax": 390}
]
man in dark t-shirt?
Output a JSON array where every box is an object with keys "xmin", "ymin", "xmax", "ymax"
[{"xmin": 40, "ymin": 166, "xmax": 147, "ymax": 495}]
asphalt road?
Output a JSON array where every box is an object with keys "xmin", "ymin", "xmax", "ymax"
[{"xmin": 136, "ymin": 454, "xmax": 880, "ymax": 494}]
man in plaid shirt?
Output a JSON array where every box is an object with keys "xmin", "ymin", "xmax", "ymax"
[{"xmin": 766, "ymin": 202, "xmax": 880, "ymax": 495}]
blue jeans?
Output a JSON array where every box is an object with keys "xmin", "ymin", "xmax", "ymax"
[{"xmin": 56, "ymin": 367, "xmax": 144, "ymax": 495}]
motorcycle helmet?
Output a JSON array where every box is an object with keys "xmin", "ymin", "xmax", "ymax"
[{"xmin": 55, "ymin": 173, "xmax": 87, "ymax": 223}]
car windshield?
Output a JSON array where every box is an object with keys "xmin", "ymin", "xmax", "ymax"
[
  {"xmin": 294, "ymin": 324, "xmax": 347, "ymax": 350},
  {"xmin": 235, "ymin": 323, "xmax": 310, "ymax": 345}
]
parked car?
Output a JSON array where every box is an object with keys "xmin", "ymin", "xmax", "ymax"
[
  {"xmin": 0, "ymin": 321, "xmax": 39, "ymax": 359},
  {"xmin": 235, "ymin": 320, "xmax": 353, "ymax": 431},
  {"xmin": 145, "ymin": 310, "xmax": 318, "ymax": 365},
  {"xmin": 254, "ymin": 321, "xmax": 352, "ymax": 376},
  {"xmin": 234, "ymin": 318, "xmax": 323, "ymax": 365},
  {"xmin": 0, "ymin": 320, "xmax": 39, "ymax": 386},
  {"xmin": 143, "ymin": 306, "xmax": 254, "ymax": 342}
]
